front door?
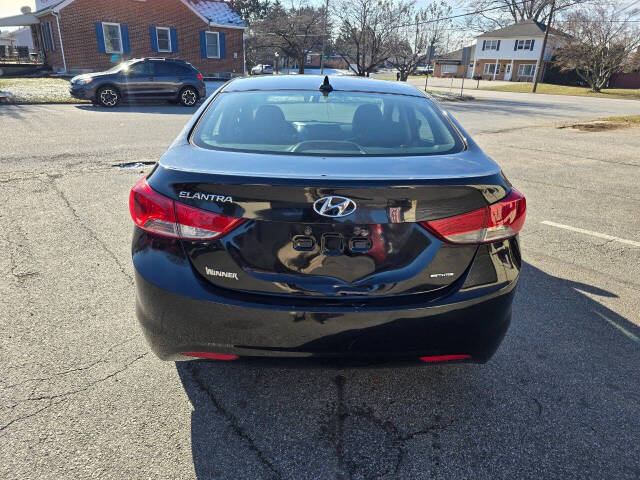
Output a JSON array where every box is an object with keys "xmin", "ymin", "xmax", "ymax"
[
  {"xmin": 504, "ymin": 63, "xmax": 512, "ymax": 81},
  {"xmin": 121, "ymin": 61, "xmax": 156, "ymax": 97}
]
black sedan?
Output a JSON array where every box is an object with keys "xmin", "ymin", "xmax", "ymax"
[
  {"xmin": 70, "ymin": 57, "xmax": 206, "ymax": 107},
  {"xmin": 129, "ymin": 75, "xmax": 526, "ymax": 364}
]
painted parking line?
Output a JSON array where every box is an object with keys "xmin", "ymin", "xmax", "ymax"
[
  {"xmin": 541, "ymin": 221, "xmax": 640, "ymax": 248},
  {"xmin": 594, "ymin": 311, "xmax": 640, "ymax": 344}
]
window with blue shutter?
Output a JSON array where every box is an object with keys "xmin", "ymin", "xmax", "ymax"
[
  {"xmin": 95, "ymin": 22, "xmax": 106, "ymax": 53},
  {"xmin": 150, "ymin": 26, "xmax": 158, "ymax": 52},
  {"xmin": 219, "ymin": 32, "xmax": 225, "ymax": 59},
  {"xmin": 170, "ymin": 28, "xmax": 178, "ymax": 53},
  {"xmin": 121, "ymin": 24, "xmax": 130, "ymax": 54},
  {"xmin": 98, "ymin": 22, "xmax": 126, "ymax": 54},
  {"xmin": 202, "ymin": 31, "xmax": 221, "ymax": 58},
  {"xmin": 200, "ymin": 31, "xmax": 207, "ymax": 58}
]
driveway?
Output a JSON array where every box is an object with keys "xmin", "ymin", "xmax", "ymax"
[{"xmin": 1, "ymin": 97, "xmax": 639, "ymax": 479}]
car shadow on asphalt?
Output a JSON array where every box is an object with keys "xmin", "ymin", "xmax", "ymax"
[
  {"xmin": 74, "ymin": 102, "xmax": 199, "ymax": 114},
  {"xmin": 175, "ymin": 262, "xmax": 640, "ymax": 479}
]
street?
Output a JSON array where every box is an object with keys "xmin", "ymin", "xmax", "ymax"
[{"xmin": 1, "ymin": 90, "xmax": 639, "ymax": 479}]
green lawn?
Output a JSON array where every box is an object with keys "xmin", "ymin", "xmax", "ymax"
[
  {"xmin": 0, "ymin": 77, "xmax": 87, "ymax": 104},
  {"xmin": 376, "ymin": 74, "xmax": 424, "ymax": 82},
  {"xmin": 480, "ymin": 82, "xmax": 640, "ymax": 100},
  {"xmin": 600, "ymin": 114, "xmax": 640, "ymax": 124}
]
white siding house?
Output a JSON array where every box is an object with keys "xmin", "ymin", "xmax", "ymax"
[{"xmin": 470, "ymin": 19, "xmax": 565, "ymax": 81}]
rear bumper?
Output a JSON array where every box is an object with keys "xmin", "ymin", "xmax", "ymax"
[
  {"xmin": 133, "ymin": 232, "xmax": 520, "ymax": 363},
  {"xmin": 136, "ymin": 272, "xmax": 514, "ymax": 363}
]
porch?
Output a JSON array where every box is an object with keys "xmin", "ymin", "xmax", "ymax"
[{"xmin": 0, "ymin": 10, "xmax": 48, "ymax": 75}]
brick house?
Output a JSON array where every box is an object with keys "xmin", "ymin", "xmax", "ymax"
[
  {"xmin": 28, "ymin": 0, "xmax": 246, "ymax": 76},
  {"xmin": 433, "ymin": 20, "xmax": 565, "ymax": 82},
  {"xmin": 305, "ymin": 53, "xmax": 350, "ymax": 70},
  {"xmin": 433, "ymin": 46, "xmax": 475, "ymax": 78}
]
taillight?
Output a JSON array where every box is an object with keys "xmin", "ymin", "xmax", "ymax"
[
  {"xmin": 181, "ymin": 352, "xmax": 237, "ymax": 360},
  {"xmin": 420, "ymin": 189, "xmax": 526, "ymax": 244},
  {"xmin": 129, "ymin": 178, "xmax": 244, "ymax": 240},
  {"xmin": 129, "ymin": 177, "xmax": 178, "ymax": 237},
  {"xmin": 175, "ymin": 202, "xmax": 245, "ymax": 240},
  {"xmin": 419, "ymin": 354, "xmax": 471, "ymax": 362},
  {"xmin": 196, "ymin": 73, "xmax": 204, "ymax": 81}
]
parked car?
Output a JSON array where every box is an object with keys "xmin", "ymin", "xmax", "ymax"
[
  {"xmin": 129, "ymin": 75, "xmax": 526, "ymax": 364},
  {"xmin": 69, "ymin": 58, "xmax": 206, "ymax": 107},
  {"xmin": 251, "ymin": 64, "xmax": 274, "ymax": 75},
  {"xmin": 415, "ymin": 65, "xmax": 434, "ymax": 75}
]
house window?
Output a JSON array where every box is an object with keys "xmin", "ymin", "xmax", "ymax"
[
  {"xmin": 102, "ymin": 22, "xmax": 123, "ymax": 54},
  {"xmin": 156, "ymin": 27, "xmax": 171, "ymax": 52},
  {"xmin": 517, "ymin": 64, "xmax": 536, "ymax": 77},
  {"xmin": 441, "ymin": 64, "xmax": 457, "ymax": 74},
  {"xmin": 516, "ymin": 39, "xmax": 533, "ymax": 50},
  {"xmin": 42, "ymin": 21, "xmax": 55, "ymax": 51},
  {"xmin": 484, "ymin": 40, "xmax": 499, "ymax": 50},
  {"xmin": 483, "ymin": 63, "xmax": 500, "ymax": 75},
  {"xmin": 205, "ymin": 31, "xmax": 220, "ymax": 58}
]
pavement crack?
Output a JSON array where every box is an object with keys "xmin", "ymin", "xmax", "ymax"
[
  {"xmin": 2, "ymin": 337, "xmax": 137, "ymax": 390},
  {"xmin": 324, "ymin": 376, "xmax": 451, "ymax": 479},
  {"xmin": 0, "ymin": 400, "xmax": 60, "ymax": 435},
  {"xmin": 26, "ymin": 353, "xmax": 147, "ymax": 402},
  {"xmin": 0, "ymin": 353, "xmax": 146, "ymax": 436},
  {"xmin": 332, "ymin": 374, "xmax": 348, "ymax": 479},
  {"xmin": 46, "ymin": 174, "xmax": 134, "ymax": 285},
  {"xmin": 184, "ymin": 362, "xmax": 283, "ymax": 480}
]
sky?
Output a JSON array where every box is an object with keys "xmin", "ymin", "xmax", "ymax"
[
  {"xmin": 0, "ymin": 0, "xmax": 36, "ymax": 31},
  {"xmin": 0, "ymin": 0, "xmax": 636, "ymax": 35},
  {"xmin": 0, "ymin": 0, "xmax": 36, "ymax": 18}
]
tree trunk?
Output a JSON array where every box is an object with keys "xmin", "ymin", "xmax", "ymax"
[{"xmin": 298, "ymin": 56, "xmax": 305, "ymax": 74}]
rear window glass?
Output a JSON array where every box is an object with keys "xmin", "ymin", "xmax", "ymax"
[{"xmin": 191, "ymin": 90, "xmax": 464, "ymax": 156}]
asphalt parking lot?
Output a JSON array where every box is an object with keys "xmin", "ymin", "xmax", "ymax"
[{"xmin": 1, "ymin": 90, "xmax": 639, "ymax": 479}]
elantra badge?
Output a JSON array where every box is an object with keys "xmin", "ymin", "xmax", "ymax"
[
  {"xmin": 179, "ymin": 191, "xmax": 233, "ymax": 203},
  {"xmin": 313, "ymin": 196, "xmax": 357, "ymax": 218}
]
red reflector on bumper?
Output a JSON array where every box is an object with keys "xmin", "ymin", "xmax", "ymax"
[
  {"xmin": 182, "ymin": 352, "xmax": 238, "ymax": 360},
  {"xmin": 419, "ymin": 354, "xmax": 471, "ymax": 363}
]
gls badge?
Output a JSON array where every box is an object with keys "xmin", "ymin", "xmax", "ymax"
[{"xmin": 179, "ymin": 191, "xmax": 233, "ymax": 203}]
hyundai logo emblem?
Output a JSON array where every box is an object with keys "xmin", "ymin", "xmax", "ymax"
[{"xmin": 313, "ymin": 196, "xmax": 357, "ymax": 218}]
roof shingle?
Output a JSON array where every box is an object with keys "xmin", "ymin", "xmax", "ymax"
[
  {"xmin": 185, "ymin": 0, "xmax": 246, "ymax": 28},
  {"xmin": 477, "ymin": 19, "xmax": 562, "ymax": 38}
]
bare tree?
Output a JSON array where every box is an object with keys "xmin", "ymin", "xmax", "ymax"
[
  {"xmin": 333, "ymin": 0, "xmax": 413, "ymax": 76},
  {"xmin": 227, "ymin": 0, "xmax": 272, "ymax": 25},
  {"xmin": 461, "ymin": 0, "xmax": 590, "ymax": 31},
  {"xmin": 554, "ymin": 4, "xmax": 640, "ymax": 91},
  {"xmin": 251, "ymin": 1, "xmax": 325, "ymax": 73},
  {"xmin": 388, "ymin": 1, "xmax": 452, "ymax": 81}
]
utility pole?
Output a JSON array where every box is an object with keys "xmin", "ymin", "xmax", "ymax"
[
  {"xmin": 320, "ymin": 0, "xmax": 329, "ymax": 74},
  {"xmin": 533, "ymin": 0, "xmax": 556, "ymax": 93}
]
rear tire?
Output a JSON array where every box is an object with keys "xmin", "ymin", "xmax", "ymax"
[
  {"xmin": 96, "ymin": 86, "xmax": 120, "ymax": 107},
  {"xmin": 179, "ymin": 87, "xmax": 199, "ymax": 107}
]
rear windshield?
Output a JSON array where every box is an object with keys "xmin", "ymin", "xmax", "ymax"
[{"xmin": 191, "ymin": 90, "xmax": 464, "ymax": 156}]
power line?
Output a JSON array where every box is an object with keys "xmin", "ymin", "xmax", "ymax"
[{"xmin": 395, "ymin": 0, "xmax": 571, "ymax": 29}]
